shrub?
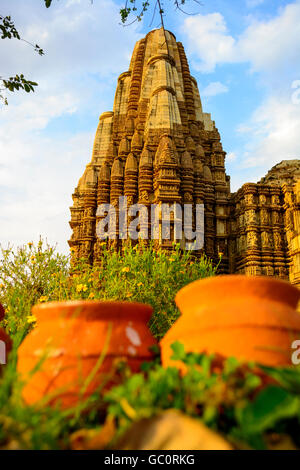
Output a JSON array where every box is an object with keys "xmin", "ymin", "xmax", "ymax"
[
  {"xmin": 0, "ymin": 239, "xmax": 69, "ymax": 338},
  {"xmin": 0, "ymin": 240, "xmax": 217, "ymax": 339}
]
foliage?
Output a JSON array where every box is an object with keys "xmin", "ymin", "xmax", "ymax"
[
  {"xmin": 106, "ymin": 343, "xmax": 300, "ymax": 450},
  {"xmin": 1, "ymin": 337, "xmax": 300, "ymax": 449},
  {"xmin": 42, "ymin": 0, "xmax": 198, "ymax": 25},
  {"xmin": 119, "ymin": 0, "xmax": 199, "ymax": 25},
  {"xmin": 0, "ymin": 14, "xmax": 44, "ymax": 104},
  {"xmin": 0, "ymin": 15, "xmax": 20, "ymax": 40},
  {"xmin": 1, "ymin": 0, "xmax": 201, "ymax": 104},
  {"xmin": 0, "ymin": 240, "xmax": 69, "ymax": 336},
  {"xmin": 2, "ymin": 240, "xmax": 300, "ymax": 449},
  {"xmin": 72, "ymin": 242, "xmax": 216, "ymax": 339},
  {"xmin": 0, "ymin": 240, "xmax": 216, "ymax": 339},
  {"xmin": 0, "ymin": 333, "xmax": 110, "ymax": 450},
  {"xmin": 2, "ymin": 75, "xmax": 38, "ymax": 94}
]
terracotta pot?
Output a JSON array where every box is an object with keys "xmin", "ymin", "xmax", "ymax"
[
  {"xmin": 0, "ymin": 303, "xmax": 12, "ymax": 368},
  {"xmin": 161, "ymin": 275, "xmax": 300, "ymax": 368},
  {"xmin": 17, "ymin": 300, "xmax": 156, "ymax": 408}
]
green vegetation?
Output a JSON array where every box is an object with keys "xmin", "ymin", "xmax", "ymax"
[
  {"xmin": 1, "ymin": 240, "xmax": 300, "ymax": 450},
  {"xmin": 106, "ymin": 344, "xmax": 300, "ymax": 450},
  {"xmin": 0, "ymin": 239, "xmax": 216, "ymax": 339}
]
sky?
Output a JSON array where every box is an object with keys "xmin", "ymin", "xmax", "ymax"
[{"xmin": 0, "ymin": 0, "xmax": 299, "ymax": 253}]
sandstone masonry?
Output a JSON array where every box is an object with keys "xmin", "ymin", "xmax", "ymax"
[{"xmin": 69, "ymin": 28, "xmax": 300, "ymax": 288}]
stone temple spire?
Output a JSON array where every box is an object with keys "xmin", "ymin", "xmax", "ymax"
[
  {"xmin": 69, "ymin": 28, "xmax": 230, "ymax": 269},
  {"xmin": 69, "ymin": 28, "xmax": 300, "ymax": 286}
]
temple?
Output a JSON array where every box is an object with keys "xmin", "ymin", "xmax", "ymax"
[{"xmin": 69, "ymin": 28, "xmax": 300, "ymax": 288}]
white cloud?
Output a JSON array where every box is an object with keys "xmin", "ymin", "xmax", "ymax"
[
  {"xmin": 226, "ymin": 152, "xmax": 237, "ymax": 162},
  {"xmin": 0, "ymin": 0, "xmax": 141, "ymax": 253},
  {"xmin": 0, "ymin": 126, "xmax": 94, "ymax": 251},
  {"xmin": 182, "ymin": 2, "xmax": 300, "ymax": 74},
  {"xmin": 201, "ymin": 81, "xmax": 229, "ymax": 98},
  {"xmin": 182, "ymin": 13, "xmax": 236, "ymax": 72},
  {"xmin": 237, "ymin": 95, "xmax": 300, "ymax": 169},
  {"xmin": 182, "ymin": 2, "xmax": 300, "ymax": 187},
  {"xmin": 246, "ymin": 0, "xmax": 265, "ymax": 7},
  {"xmin": 238, "ymin": 2, "xmax": 300, "ymax": 75}
]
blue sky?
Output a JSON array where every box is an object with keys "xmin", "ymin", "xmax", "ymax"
[{"xmin": 0, "ymin": 0, "xmax": 299, "ymax": 253}]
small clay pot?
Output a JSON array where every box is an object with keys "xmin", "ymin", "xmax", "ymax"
[
  {"xmin": 161, "ymin": 275, "xmax": 300, "ymax": 368},
  {"xmin": 17, "ymin": 300, "xmax": 156, "ymax": 408},
  {"xmin": 0, "ymin": 303, "xmax": 12, "ymax": 367}
]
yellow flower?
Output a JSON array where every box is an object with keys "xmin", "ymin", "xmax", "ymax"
[
  {"xmin": 76, "ymin": 284, "xmax": 88, "ymax": 293},
  {"xmin": 28, "ymin": 242, "xmax": 33, "ymax": 248},
  {"xmin": 100, "ymin": 242, "xmax": 106, "ymax": 247},
  {"xmin": 39, "ymin": 296, "xmax": 48, "ymax": 303},
  {"xmin": 126, "ymin": 292, "xmax": 133, "ymax": 298},
  {"xmin": 88, "ymin": 278, "xmax": 93, "ymax": 283},
  {"xmin": 0, "ymin": 283, "xmax": 4, "ymax": 289},
  {"xmin": 27, "ymin": 314, "xmax": 37, "ymax": 324},
  {"xmin": 169, "ymin": 258, "xmax": 175, "ymax": 262},
  {"xmin": 88, "ymin": 292, "xmax": 95, "ymax": 299},
  {"xmin": 51, "ymin": 273, "xmax": 56, "ymax": 278},
  {"xmin": 70, "ymin": 247, "xmax": 75, "ymax": 253},
  {"xmin": 122, "ymin": 267, "xmax": 130, "ymax": 273},
  {"xmin": 137, "ymin": 282, "xmax": 143, "ymax": 287}
]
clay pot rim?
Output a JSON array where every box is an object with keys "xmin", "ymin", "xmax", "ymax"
[
  {"xmin": 32, "ymin": 300, "xmax": 153, "ymax": 322},
  {"xmin": 175, "ymin": 274, "xmax": 300, "ymax": 311}
]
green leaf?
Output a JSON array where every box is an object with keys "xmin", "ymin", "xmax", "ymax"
[
  {"xmin": 45, "ymin": 0, "xmax": 52, "ymax": 7},
  {"xmin": 223, "ymin": 356, "xmax": 240, "ymax": 376},
  {"xmin": 170, "ymin": 341, "xmax": 186, "ymax": 361},
  {"xmin": 244, "ymin": 373, "xmax": 262, "ymax": 390},
  {"xmin": 260, "ymin": 365, "xmax": 300, "ymax": 394},
  {"xmin": 237, "ymin": 385, "xmax": 300, "ymax": 435}
]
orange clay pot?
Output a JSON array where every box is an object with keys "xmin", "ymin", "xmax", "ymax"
[
  {"xmin": 0, "ymin": 303, "xmax": 12, "ymax": 368},
  {"xmin": 160, "ymin": 275, "xmax": 300, "ymax": 368},
  {"xmin": 17, "ymin": 300, "xmax": 156, "ymax": 408}
]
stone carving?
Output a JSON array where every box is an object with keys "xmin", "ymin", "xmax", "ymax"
[
  {"xmin": 274, "ymin": 232, "xmax": 283, "ymax": 249},
  {"xmin": 272, "ymin": 211, "xmax": 280, "ymax": 224},
  {"xmin": 245, "ymin": 210, "xmax": 256, "ymax": 225},
  {"xmin": 247, "ymin": 231, "xmax": 258, "ymax": 248},
  {"xmin": 245, "ymin": 194, "xmax": 255, "ymax": 205},
  {"xmin": 259, "ymin": 194, "xmax": 267, "ymax": 205},
  {"xmin": 260, "ymin": 209, "xmax": 269, "ymax": 225},
  {"xmin": 140, "ymin": 190, "xmax": 150, "ymax": 202},
  {"xmin": 261, "ymin": 231, "xmax": 270, "ymax": 248}
]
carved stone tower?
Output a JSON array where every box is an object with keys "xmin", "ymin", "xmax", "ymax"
[
  {"xmin": 69, "ymin": 28, "xmax": 300, "ymax": 288},
  {"xmin": 69, "ymin": 28, "xmax": 230, "ymax": 271}
]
